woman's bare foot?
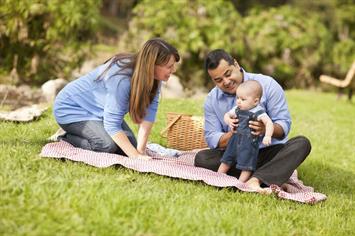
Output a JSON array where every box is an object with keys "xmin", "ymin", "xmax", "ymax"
[{"xmin": 246, "ymin": 177, "xmax": 272, "ymax": 194}]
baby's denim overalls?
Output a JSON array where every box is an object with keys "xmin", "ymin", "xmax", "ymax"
[{"xmin": 221, "ymin": 107, "xmax": 265, "ymax": 171}]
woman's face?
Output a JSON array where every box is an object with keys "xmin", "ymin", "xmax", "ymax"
[{"xmin": 154, "ymin": 55, "xmax": 177, "ymax": 81}]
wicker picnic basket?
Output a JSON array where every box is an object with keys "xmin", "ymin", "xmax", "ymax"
[{"xmin": 160, "ymin": 112, "xmax": 208, "ymax": 151}]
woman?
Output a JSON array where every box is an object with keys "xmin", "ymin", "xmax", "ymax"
[{"xmin": 53, "ymin": 38, "xmax": 180, "ymax": 159}]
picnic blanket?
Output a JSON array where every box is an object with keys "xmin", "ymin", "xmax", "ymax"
[{"xmin": 40, "ymin": 141, "xmax": 327, "ymax": 204}]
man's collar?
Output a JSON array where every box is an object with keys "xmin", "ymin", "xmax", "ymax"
[
  {"xmin": 241, "ymin": 68, "xmax": 253, "ymax": 82},
  {"xmin": 240, "ymin": 67, "xmax": 248, "ymax": 82},
  {"xmin": 217, "ymin": 88, "xmax": 235, "ymax": 98}
]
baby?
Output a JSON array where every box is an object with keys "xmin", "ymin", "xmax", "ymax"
[{"xmin": 218, "ymin": 80, "xmax": 274, "ymax": 185}]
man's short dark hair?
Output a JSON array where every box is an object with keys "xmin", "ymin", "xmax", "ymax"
[{"xmin": 205, "ymin": 49, "xmax": 234, "ymax": 72}]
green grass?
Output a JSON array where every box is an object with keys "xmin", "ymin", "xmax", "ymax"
[{"xmin": 0, "ymin": 90, "xmax": 354, "ymax": 236}]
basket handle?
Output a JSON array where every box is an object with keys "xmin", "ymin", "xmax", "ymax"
[{"xmin": 160, "ymin": 114, "xmax": 182, "ymax": 138}]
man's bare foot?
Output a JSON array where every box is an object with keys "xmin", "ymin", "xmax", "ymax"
[
  {"xmin": 258, "ymin": 187, "xmax": 272, "ymax": 195},
  {"xmin": 246, "ymin": 177, "xmax": 262, "ymax": 190},
  {"xmin": 281, "ymin": 183, "xmax": 288, "ymax": 191},
  {"xmin": 246, "ymin": 177, "xmax": 272, "ymax": 195}
]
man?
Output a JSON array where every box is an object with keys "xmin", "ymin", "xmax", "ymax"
[{"xmin": 194, "ymin": 49, "xmax": 311, "ymax": 192}]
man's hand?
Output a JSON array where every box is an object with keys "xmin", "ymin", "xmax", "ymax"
[
  {"xmin": 249, "ymin": 120, "xmax": 265, "ymax": 136},
  {"xmin": 250, "ymin": 121, "xmax": 285, "ymax": 140}
]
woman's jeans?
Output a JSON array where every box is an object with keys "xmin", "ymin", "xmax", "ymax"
[{"xmin": 58, "ymin": 120, "xmax": 137, "ymax": 156}]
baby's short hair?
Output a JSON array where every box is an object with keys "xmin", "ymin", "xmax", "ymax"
[{"xmin": 238, "ymin": 80, "xmax": 263, "ymax": 99}]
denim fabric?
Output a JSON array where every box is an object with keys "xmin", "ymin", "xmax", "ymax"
[
  {"xmin": 195, "ymin": 136, "xmax": 311, "ymax": 186},
  {"xmin": 204, "ymin": 69, "xmax": 291, "ymax": 149},
  {"xmin": 53, "ymin": 61, "xmax": 160, "ymax": 136},
  {"xmin": 221, "ymin": 109, "xmax": 261, "ymax": 171},
  {"xmin": 58, "ymin": 120, "xmax": 137, "ymax": 156}
]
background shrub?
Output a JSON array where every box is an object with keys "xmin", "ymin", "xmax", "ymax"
[
  {"xmin": 119, "ymin": 0, "xmax": 244, "ymax": 89},
  {"xmin": 0, "ymin": 0, "xmax": 101, "ymax": 85}
]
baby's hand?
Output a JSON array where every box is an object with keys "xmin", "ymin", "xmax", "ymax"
[
  {"xmin": 225, "ymin": 115, "xmax": 238, "ymax": 132},
  {"xmin": 262, "ymin": 136, "xmax": 272, "ymax": 146}
]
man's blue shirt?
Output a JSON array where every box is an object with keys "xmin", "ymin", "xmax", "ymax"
[{"xmin": 204, "ymin": 70, "xmax": 291, "ymax": 149}]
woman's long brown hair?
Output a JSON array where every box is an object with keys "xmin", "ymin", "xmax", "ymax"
[{"xmin": 98, "ymin": 38, "xmax": 180, "ymax": 123}]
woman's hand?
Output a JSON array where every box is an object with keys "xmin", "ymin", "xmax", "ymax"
[
  {"xmin": 137, "ymin": 120, "xmax": 153, "ymax": 156},
  {"xmin": 134, "ymin": 154, "xmax": 152, "ymax": 161},
  {"xmin": 137, "ymin": 147, "xmax": 147, "ymax": 155}
]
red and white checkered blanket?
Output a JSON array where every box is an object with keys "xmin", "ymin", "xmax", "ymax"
[{"xmin": 40, "ymin": 141, "xmax": 327, "ymax": 204}]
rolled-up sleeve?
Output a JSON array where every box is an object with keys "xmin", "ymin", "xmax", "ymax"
[
  {"xmin": 144, "ymin": 86, "xmax": 160, "ymax": 122},
  {"xmin": 265, "ymin": 78, "xmax": 291, "ymax": 137},
  {"xmin": 204, "ymin": 97, "xmax": 224, "ymax": 149},
  {"xmin": 103, "ymin": 77, "xmax": 130, "ymax": 136}
]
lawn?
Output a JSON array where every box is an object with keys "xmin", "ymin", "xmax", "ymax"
[{"xmin": 0, "ymin": 90, "xmax": 354, "ymax": 236}]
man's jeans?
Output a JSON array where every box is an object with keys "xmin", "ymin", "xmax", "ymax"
[
  {"xmin": 58, "ymin": 120, "xmax": 137, "ymax": 156},
  {"xmin": 194, "ymin": 136, "xmax": 311, "ymax": 186}
]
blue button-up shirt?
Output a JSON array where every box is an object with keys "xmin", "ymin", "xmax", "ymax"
[
  {"xmin": 54, "ymin": 60, "xmax": 160, "ymax": 136},
  {"xmin": 204, "ymin": 70, "xmax": 291, "ymax": 149}
]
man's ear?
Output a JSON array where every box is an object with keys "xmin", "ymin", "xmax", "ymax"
[
  {"xmin": 234, "ymin": 60, "xmax": 243, "ymax": 72},
  {"xmin": 234, "ymin": 59, "xmax": 239, "ymax": 67}
]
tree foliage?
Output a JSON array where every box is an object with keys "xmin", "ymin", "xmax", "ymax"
[
  {"xmin": 119, "ymin": 0, "xmax": 243, "ymax": 88},
  {"xmin": 1, "ymin": 0, "xmax": 353, "ymax": 89},
  {"xmin": 0, "ymin": 0, "xmax": 101, "ymax": 85},
  {"xmin": 120, "ymin": 0, "xmax": 354, "ymax": 89},
  {"xmin": 242, "ymin": 6, "xmax": 332, "ymax": 87},
  {"xmin": 287, "ymin": 0, "xmax": 355, "ymax": 77}
]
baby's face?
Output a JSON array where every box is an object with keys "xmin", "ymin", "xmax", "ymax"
[{"xmin": 236, "ymin": 89, "xmax": 258, "ymax": 110}]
